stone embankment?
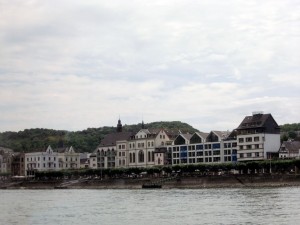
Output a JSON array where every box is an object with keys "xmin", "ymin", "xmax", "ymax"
[{"xmin": 1, "ymin": 174, "xmax": 300, "ymax": 189}]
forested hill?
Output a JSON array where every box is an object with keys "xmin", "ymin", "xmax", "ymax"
[
  {"xmin": 0, "ymin": 121, "xmax": 199, "ymax": 153},
  {"xmin": 280, "ymin": 123, "xmax": 300, "ymax": 132}
]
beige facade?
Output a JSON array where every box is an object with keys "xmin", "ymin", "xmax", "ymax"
[{"xmin": 128, "ymin": 129, "xmax": 170, "ymax": 168}]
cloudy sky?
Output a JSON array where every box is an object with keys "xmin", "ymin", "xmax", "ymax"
[{"xmin": 0, "ymin": 0, "xmax": 299, "ymax": 132}]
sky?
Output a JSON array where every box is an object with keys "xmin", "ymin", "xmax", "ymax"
[{"xmin": 0, "ymin": 0, "xmax": 299, "ymax": 132}]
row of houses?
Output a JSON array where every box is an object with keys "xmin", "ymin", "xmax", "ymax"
[
  {"xmin": 93, "ymin": 112, "xmax": 282, "ymax": 170},
  {"xmin": 1, "ymin": 112, "xmax": 299, "ymax": 177},
  {"xmin": 1, "ymin": 146, "xmax": 103, "ymax": 177}
]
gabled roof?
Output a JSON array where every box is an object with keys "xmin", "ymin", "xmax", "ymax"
[
  {"xmin": 56, "ymin": 146, "xmax": 77, "ymax": 153},
  {"xmin": 194, "ymin": 132, "xmax": 209, "ymax": 139},
  {"xmin": 181, "ymin": 133, "xmax": 193, "ymax": 141},
  {"xmin": 173, "ymin": 133, "xmax": 192, "ymax": 145},
  {"xmin": 279, "ymin": 141, "xmax": 300, "ymax": 154},
  {"xmin": 212, "ymin": 131, "xmax": 231, "ymax": 139},
  {"xmin": 236, "ymin": 113, "xmax": 279, "ymax": 130},
  {"xmin": 98, "ymin": 131, "xmax": 134, "ymax": 147},
  {"xmin": 190, "ymin": 132, "xmax": 209, "ymax": 144}
]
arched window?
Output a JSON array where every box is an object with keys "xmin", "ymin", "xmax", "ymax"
[
  {"xmin": 139, "ymin": 150, "xmax": 144, "ymax": 163},
  {"xmin": 133, "ymin": 153, "xmax": 136, "ymax": 163},
  {"xmin": 130, "ymin": 153, "xmax": 132, "ymax": 163}
]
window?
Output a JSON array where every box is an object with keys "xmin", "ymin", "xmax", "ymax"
[
  {"xmin": 196, "ymin": 151, "xmax": 203, "ymax": 156},
  {"xmin": 247, "ymin": 153, "xmax": 252, "ymax": 158},
  {"xmin": 254, "ymin": 136, "xmax": 259, "ymax": 142},
  {"xmin": 247, "ymin": 145, "xmax": 252, "ymax": 150},
  {"xmin": 205, "ymin": 144, "xmax": 211, "ymax": 149},
  {"xmin": 138, "ymin": 151, "xmax": 144, "ymax": 163},
  {"xmin": 255, "ymin": 152, "xmax": 260, "ymax": 157},
  {"xmin": 246, "ymin": 137, "xmax": 252, "ymax": 142},
  {"xmin": 255, "ymin": 144, "xmax": 259, "ymax": 149},
  {"xmin": 240, "ymin": 153, "xmax": 244, "ymax": 158},
  {"xmin": 238, "ymin": 138, "xmax": 244, "ymax": 143}
]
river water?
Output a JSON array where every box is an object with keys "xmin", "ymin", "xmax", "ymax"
[{"xmin": 0, "ymin": 187, "xmax": 299, "ymax": 225}]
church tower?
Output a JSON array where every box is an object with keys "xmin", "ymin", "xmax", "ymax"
[
  {"xmin": 117, "ymin": 118, "xmax": 122, "ymax": 132},
  {"xmin": 141, "ymin": 120, "xmax": 145, "ymax": 129}
]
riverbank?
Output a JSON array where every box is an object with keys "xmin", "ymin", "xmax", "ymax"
[{"xmin": 1, "ymin": 174, "xmax": 300, "ymax": 189}]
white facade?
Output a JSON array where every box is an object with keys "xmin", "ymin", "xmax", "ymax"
[
  {"xmin": 25, "ymin": 146, "xmax": 59, "ymax": 176},
  {"xmin": 25, "ymin": 145, "xmax": 80, "ymax": 176},
  {"xmin": 89, "ymin": 154, "xmax": 98, "ymax": 169},
  {"xmin": 237, "ymin": 134, "xmax": 265, "ymax": 161},
  {"xmin": 95, "ymin": 146, "xmax": 116, "ymax": 169},
  {"xmin": 236, "ymin": 113, "xmax": 281, "ymax": 161}
]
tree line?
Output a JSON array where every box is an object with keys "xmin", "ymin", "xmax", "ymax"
[
  {"xmin": 0, "ymin": 121, "xmax": 198, "ymax": 153},
  {"xmin": 34, "ymin": 159, "xmax": 300, "ymax": 180}
]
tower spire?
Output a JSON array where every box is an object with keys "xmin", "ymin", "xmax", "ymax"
[
  {"xmin": 141, "ymin": 120, "xmax": 145, "ymax": 129},
  {"xmin": 117, "ymin": 117, "xmax": 122, "ymax": 132}
]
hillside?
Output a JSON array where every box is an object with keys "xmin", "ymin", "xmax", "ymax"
[{"xmin": 0, "ymin": 121, "xmax": 198, "ymax": 153}]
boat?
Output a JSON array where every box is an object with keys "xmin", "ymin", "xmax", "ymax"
[
  {"xmin": 142, "ymin": 183, "xmax": 162, "ymax": 189},
  {"xmin": 54, "ymin": 186, "xmax": 68, "ymax": 189}
]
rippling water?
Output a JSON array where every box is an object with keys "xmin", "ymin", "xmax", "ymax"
[{"xmin": 1, "ymin": 187, "xmax": 300, "ymax": 225}]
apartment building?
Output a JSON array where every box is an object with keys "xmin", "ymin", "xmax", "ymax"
[
  {"xmin": 236, "ymin": 112, "xmax": 280, "ymax": 161},
  {"xmin": 170, "ymin": 131, "xmax": 238, "ymax": 165}
]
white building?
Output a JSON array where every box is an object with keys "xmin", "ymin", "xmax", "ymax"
[
  {"xmin": 236, "ymin": 112, "xmax": 281, "ymax": 161},
  {"xmin": 279, "ymin": 141, "xmax": 300, "ymax": 159},
  {"xmin": 25, "ymin": 145, "xmax": 80, "ymax": 176},
  {"xmin": 25, "ymin": 146, "xmax": 59, "ymax": 176}
]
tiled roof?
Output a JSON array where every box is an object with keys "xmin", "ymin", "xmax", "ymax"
[
  {"xmin": 280, "ymin": 141, "xmax": 300, "ymax": 154},
  {"xmin": 236, "ymin": 113, "xmax": 274, "ymax": 129},
  {"xmin": 98, "ymin": 131, "xmax": 134, "ymax": 147}
]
